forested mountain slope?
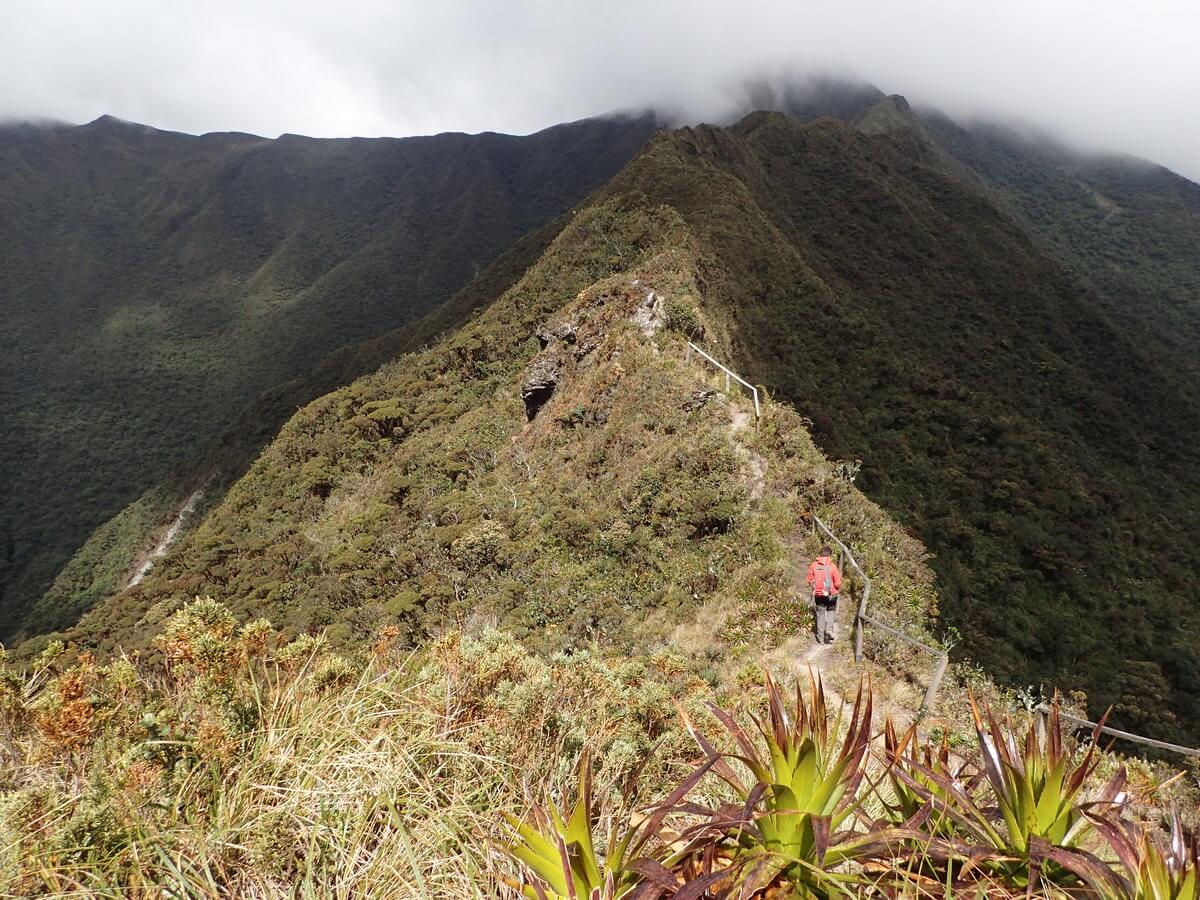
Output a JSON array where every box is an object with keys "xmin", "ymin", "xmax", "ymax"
[
  {"xmin": 0, "ymin": 112, "xmax": 657, "ymax": 636},
  {"xmin": 607, "ymin": 111, "xmax": 1200, "ymax": 742},
  {"xmin": 922, "ymin": 111, "xmax": 1200, "ymax": 381},
  {"xmin": 64, "ymin": 189, "xmax": 934, "ymax": 669},
  {"xmin": 58, "ymin": 110, "xmax": 1200, "ymax": 743}
]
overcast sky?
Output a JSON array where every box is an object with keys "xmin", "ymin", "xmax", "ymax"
[{"xmin": 2, "ymin": 0, "xmax": 1198, "ymax": 180}]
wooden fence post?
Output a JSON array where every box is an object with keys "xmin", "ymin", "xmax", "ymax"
[
  {"xmin": 854, "ymin": 583, "xmax": 869, "ymax": 664},
  {"xmin": 920, "ymin": 652, "xmax": 949, "ymax": 717}
]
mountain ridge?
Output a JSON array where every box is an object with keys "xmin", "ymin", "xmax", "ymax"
[
  {"xmin": 49, "ymin": 108, "xmax": 1200, "ymax": 742},
  {"xmin": 9, "ymin": 83, "xmax": 1200, "ymax": 743},
  {"xmin": 0, "ymin": 110, "xmax": 660, "ymax": 637}
]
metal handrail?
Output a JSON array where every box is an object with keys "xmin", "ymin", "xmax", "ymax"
[
  {"xmin": 1035, "ymin": 705, "xmax": 1200, "ymax": 758},
  {"xmin": 811, "ymin": 514, "xmax": 949, "ymax": 715},
  {"xmin": 685, "ymin": 342, "xmax": 761, "ymax": 421},
  {"xmin": 815, "ymin": 512, "xmax": 1200, "ymax": 757},
  {"xmin": 683, "ymin": 355, "xmax": 1200, "ymax": 755}
]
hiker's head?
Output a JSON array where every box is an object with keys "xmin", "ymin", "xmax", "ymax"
[{"xmin": 820, "ymin": 545, "xmax": 831, "ymax": 558}]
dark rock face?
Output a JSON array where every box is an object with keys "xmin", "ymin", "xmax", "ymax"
[
  {"xmin": 523, "ymin": 318, "xmax": 583, "ymax": 420},
  {"xmin": 536, "ymin": 322, "xmax": 577, "ymax": 349},
  {"xmin": 522, "ymin": 354, "xmax": 560, "ymax": 420}
]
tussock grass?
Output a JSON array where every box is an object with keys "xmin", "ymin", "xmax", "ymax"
[{"xmin": 0, "ymin": 604, "xmax": 711, "ymax": 898}]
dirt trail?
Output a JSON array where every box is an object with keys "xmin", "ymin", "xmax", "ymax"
[
  {"xmin": 723, "ymin": 398, "xmax": 844, "ymax": 693},
  {"xmin": 727, "ymin": 400, "xmax": 765, "ymax": 503},
  {"xmin": 684, "ymin": 333, "xmax": 918, "ymax": 730}
]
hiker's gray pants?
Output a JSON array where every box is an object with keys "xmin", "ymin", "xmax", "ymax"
[{"xmin": 814, "ymin": 595, "xmax": 839, "ymax": 643}]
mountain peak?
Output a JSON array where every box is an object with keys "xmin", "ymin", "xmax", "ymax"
[
  {"xmin": 855, "ymin": 93, "xmax": 927, "ymax": 137},
  {"xmin": 82, "ymin": 114, "xmax": 160, "ymax": 134}
]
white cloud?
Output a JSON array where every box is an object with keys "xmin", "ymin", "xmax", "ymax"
[{"xmin": 1, "ymin": 0, "xmax": 1197, "ymax": 178}]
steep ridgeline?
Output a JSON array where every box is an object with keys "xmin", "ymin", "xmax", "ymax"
[
  {"xmin": 0, "ymin": 112, "xmax": 658, "ymax": 638},
  {"xmin": 600, "ymin": 111, "xmax": 1200, "ymax": 742},
  {"xmin": 42, "ymin": 110, "xmax": 1200, "ymax": 744},
  {"xmin": 63, "ymin": 191, "xmax": 936, "ymax": 681}
]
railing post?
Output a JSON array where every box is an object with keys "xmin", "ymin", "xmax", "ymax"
[
  {"xmin": 920, "ymin": 652, "xmax": 949, "ymax": 717},
  {"xmin": 725, "ymin": 371, "xmax": 730, "ymax": 391},
  {"xmin": 854, "ymin": 582, "xmax": 869, "ymax": 663}
]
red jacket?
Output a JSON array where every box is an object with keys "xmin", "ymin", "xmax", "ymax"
[{"xmin": 806, "ymin": 556, "xmax": 843, "ymax": 597}]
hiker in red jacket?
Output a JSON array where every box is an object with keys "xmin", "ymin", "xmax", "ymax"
[{"xmin": 806, "ymin": 546, "xmax": 843, "ymax": 645}]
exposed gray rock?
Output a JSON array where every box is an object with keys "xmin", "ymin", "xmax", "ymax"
[
  {"xmin": 522, "ymin": 353, "xmax": 560, "ymax": 420},
  {"xmin": 631, "ymin": 290, "xmax": 665, "ymax": 337},
  {"xmin": 682, "ymin": 388, "xmax": 717, "ymax": 412},
  {"xmin": 537, "ymin": 321, "xmax": 577, "ymax": 349}
]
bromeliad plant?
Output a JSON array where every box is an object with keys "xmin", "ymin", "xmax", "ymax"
[
  {"xmin": 504, "ymin": 673, "xmax": 892, "ymax": 899},
  {"xmin": 881, "ymin": 719, "xmax": 972, "ymax": 841},
  {"xmin": 502, "ymin": 749, "xmax": 714, "ymax": 899},
  {"xmin": 671, "ymin": 672, "xmax": 903, "ymax": 897},
  {"xmin": 505, "ymin": 674, "xmax": 1193, "ymax": 900},
  {"xmin": 1087, "ymin": 814, "xmax": 1200, "ymax": 900},
  {"xmin": 884, "ymin": 696, "xmax": 1130, "ymax": 894}
]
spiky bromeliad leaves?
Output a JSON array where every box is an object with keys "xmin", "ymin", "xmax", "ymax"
[
  {"xmin": 505, "ymin": 676, "xmax": 1186, "ymax": 900},
  {"xmin": 504, "ymin": 674, "xmax": 899, "ymax": 899},
  {"xmin": 502, "ymin": 749, "xmax": 715, "ymax": 899},
  {"xmin": 1086, "ymin": 813, "xmax": 1200, "ymax": 900},
  {"xmin": 673, "ymin": 672, "xmax": 906, "ymax": 898},
  {"xmin": 885, "ymin": 697, "xmax": 1130, "ymax": 895},
  {"xmin": 881, "ymin": 718, "xmax": 974, "ymax": 842}
]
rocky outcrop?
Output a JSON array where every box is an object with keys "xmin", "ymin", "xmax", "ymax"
[
  {"xmin": 631, "ymin": 289, "xmax": 665, "ymax": 337},
  {"xmin": 523, "ymin": 319, "xmax": 582, "ymax": 420},
  {"xmin": 522, "ymin": 353, "xmax": 561, "ymax": 420}
]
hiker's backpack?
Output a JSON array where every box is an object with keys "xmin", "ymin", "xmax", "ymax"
[{"xmin": 813, "ymin": 560, "xmax": 834, "ymax": 596}]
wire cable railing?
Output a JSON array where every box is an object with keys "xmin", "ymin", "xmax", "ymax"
[
  {"xmin": 811, "ymin": 514, "xmax": 949, "ymax": 716},
  {"xmin": 1035, "ymin": 705, "xmax": 1200, "ymax": 758},
  {"xmin": 685, "ymin": 342, "xmax": 760, "ymax": 424},
  {"xmin": 683, "ymin": 341, "xmax": 1200, "ymax": 757}
]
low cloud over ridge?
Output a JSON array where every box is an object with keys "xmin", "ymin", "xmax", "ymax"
[{"xmin": 2, "ymin": 0, "xmax": 1197, "ymax": 179}]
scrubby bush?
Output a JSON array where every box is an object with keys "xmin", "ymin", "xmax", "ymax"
[
  {"xmin": 0, "ymin": 601, "xmax": 713, "ymax": 897},
  {"xmin": 664, "ymin": 297, "xmax": 705, "ymax": 340}
]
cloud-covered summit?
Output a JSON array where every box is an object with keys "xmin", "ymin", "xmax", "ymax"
[{"xmin": 2, "ymin": 0, "xmax": 1197, "ymax": 180}]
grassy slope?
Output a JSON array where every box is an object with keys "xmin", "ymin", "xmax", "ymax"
[
  {"xmin": 604, "ymin": 112, "xmax": 1200, "ymax": 742},
  {"xmin": 0, "ymin": 113, "xmax": 657, "ymax": 637},
  {"xmin": 63, "ymin": 179, "xmax": 934, "ymax": 677}
]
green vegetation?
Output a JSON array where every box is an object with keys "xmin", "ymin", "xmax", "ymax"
[
  {"xmin": 582, "ymin": 110, "xmax": 1200, "ymax": 742},
  {"xmin": 6, "ymin": 101, "xmax": 1200, "ymax": 891},
  {"xmin": 0, "ymin": 112, "xmax": 657, "ymax": 639},
  {"xmin": 923, "ymin": 112, "xmax": 1200, "ymax": 381},
  {"xmin": 37, "ymin": 104, "xmax": 1200, "ymax": 743},
  {"xmin": 507, "ymin": 677, "xmax": 1196, "ymax": 899},
  {"xmin": 4, "ymin": 601, "xmax": 1195, "ymax": 898},
  {"xmin": 14, "ymin": 93, "xmax": 1200, "ymax": 749},
  {"xmin": 24, "ymin": 484, "xmax": 175, "ymax": 636},
  {"xmin": 59, "ymin": 192, "xmax": 937, "ymax": 674}
]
